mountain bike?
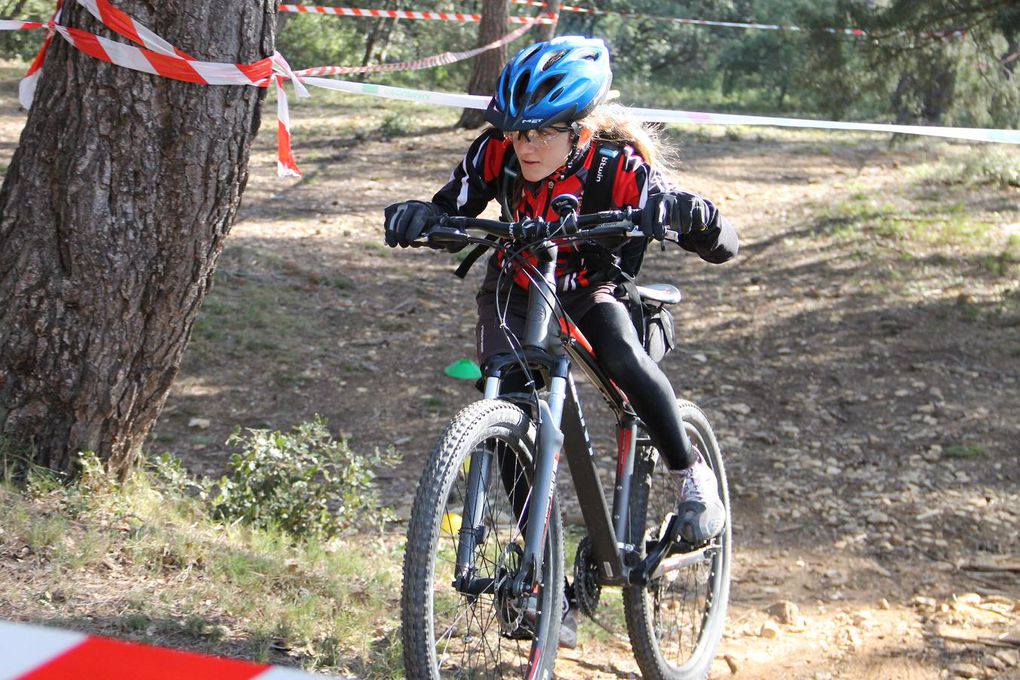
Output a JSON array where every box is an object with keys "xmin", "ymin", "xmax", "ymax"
[{"xmin": 400, "ymin": 195, "xmax": 732, "ymax": 679}]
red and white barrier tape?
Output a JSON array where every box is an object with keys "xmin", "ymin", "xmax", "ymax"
[
  {"xmin": 0, "ymin": 19, "xmax": 45, "ymax": 30},
  {"xmin": 17, "ymin": 0, "xmax": 274, "ymax": 99},
  {"xmin": 298, "ymin": 78, "xmax": 1020, "ymax": 145},
  {"xmin": 77, "ymin": 0, "xmax": 194, "ymax": 58},
  {"xmin": 0, "ymin": 620, "xmax": 346, "ymax": 680},
  {"xmin": 278, "ymin": 4, "xmax": 557, "ymax": 24},
  {"xmin": 50, "ymin": 24, "xmax": 274, "ymax": 85},
  {"xmin": 270, "ymin": 51, "xmax": 309, "ymax": 176},
  {"xmin": 13, "ymin": 0, "xmax": 533, "ymax": 176},
  {"xmin": 5, "ymin": 0, "xmax": 1015, "ymax": 187},
  {"xmin": 17, "ymin": 0, "xmax": 63, "ymax": 109},
  {"xmin": 294, "ymin": 21, "xmax": 533, "ymax": 77},
  {"xmin": 511, "ymin": 0, "xmax": 965, "ymax": 39}
]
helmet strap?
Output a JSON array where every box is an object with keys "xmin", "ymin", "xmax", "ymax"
[{"xmin": 560, "ymin": 122, "xmax": 589, "ymax": 178}]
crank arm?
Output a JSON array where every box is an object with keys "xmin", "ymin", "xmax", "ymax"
[
  {"xmin": 631, "ymin": 514, "xmax": 717, "ymax": 585},
  {"xmin": 651, "ymin": 544, "xmax": 714, "ymax": 580}
]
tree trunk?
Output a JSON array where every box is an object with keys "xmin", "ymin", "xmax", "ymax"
[
  {"xmin": 0, "ymin": 0, "xmax": 275, "ymax": 476},
  {"xmin": 534, "ymin": 0, "xmax": 560, "ymax": 43},
  {"xmin": 361, "ymin": 0, "xmax": 399, "ymax": 69},
  {"xmin": 0, "ymin": 0, "xmax": 29, "ymax": 19},
  {"xmin": 457, "ymin": 0, "xmax": 510, "ymax": 129}
]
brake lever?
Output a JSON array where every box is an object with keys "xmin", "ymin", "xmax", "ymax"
[{"xmin": 425, "ymin": 225, "xmax": 469, "ymax": 250}]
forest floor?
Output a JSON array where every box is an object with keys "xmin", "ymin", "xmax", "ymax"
[{"xmin": 2, "ymin": 75, "xmax": 1020, "ymax": 679}]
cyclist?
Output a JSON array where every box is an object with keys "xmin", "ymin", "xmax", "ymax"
[{"xmin": 384, "ymin": 35, "xmax": 738, "ymax": 645}]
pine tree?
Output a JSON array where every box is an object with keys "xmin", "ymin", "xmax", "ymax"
[{"xmin": 0, "ymin": 1, "xmax": 275, "ymax": 475}]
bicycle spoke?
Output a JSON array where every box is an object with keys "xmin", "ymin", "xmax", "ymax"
[{"xmin": 622, "ymin": 402, "xmax": 731, "ymax": 679}]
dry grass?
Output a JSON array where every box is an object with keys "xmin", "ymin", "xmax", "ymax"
[{"xmin": 0, "ymin": 459, "xmax": 404, "ymax": 677}]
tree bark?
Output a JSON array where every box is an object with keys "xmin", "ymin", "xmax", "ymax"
[
  {"xmin": 534, "ymin": 0, "xmax": 560, "ymax": 43},
  {"xmin": 0, "ymin": 0, "xmax": 275, "ymax": 476},
  {"xmin": 457, "ymin": 0, "xmax": 510, "ymax": 129}
]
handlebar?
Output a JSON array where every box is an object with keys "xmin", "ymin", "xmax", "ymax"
[{"xmin": 422, "ymin": 199, "xmax": 680, "ymax": 250}]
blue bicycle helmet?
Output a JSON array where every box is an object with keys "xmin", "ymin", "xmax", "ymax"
[{"xmin": 485, "ymin": 36, "xmax": 612, "ymax": 131}]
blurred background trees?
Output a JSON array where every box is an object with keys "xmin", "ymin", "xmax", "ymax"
[
  {"xmin": 457, "ymin": 0, "xmax": 509, "ymax": 128},
  {"xmin": 2, "ymin": 0, "xmax": 1016, "ymax": 125}
]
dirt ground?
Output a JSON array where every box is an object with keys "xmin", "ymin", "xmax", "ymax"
[
  {"xmin": 36, "ymin": 87, "xmax": 1016, "ymax": 679},
  {"xmin": 143, "ymin": 101, "xmax": 1020, "ymax": 679}
]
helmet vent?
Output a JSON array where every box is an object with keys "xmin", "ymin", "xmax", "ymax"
[
  {"xmin": 534, "ymin": 74, "xmax": 564, "ymax": 103},
  {"xmin": 543, "ymin": 49, "xmax": 568, "ymax": 70},
  {"xmin": 512, "ymin": 71, "xmax": 531, "ymax": 107},
  {"xmin": 521, "ymin": 45, "xmax": 543, "ymax": 62}
]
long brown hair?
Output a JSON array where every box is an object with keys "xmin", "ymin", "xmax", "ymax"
[
  {"xmin": 577, "ymin": 103, "xmax": 678, "ymax": 177},
  {"xmin": 500, "ymin": 104, "xmax": 677, "ymax": 208}
]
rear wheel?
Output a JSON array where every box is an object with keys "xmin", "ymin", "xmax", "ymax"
[
  {"xmin": 622, "ymin": 400, "xmax": 732, "ymax": 680},
  {"xmin": 401, "ymin": 400, "xmax": 564, "ymax": 679}
]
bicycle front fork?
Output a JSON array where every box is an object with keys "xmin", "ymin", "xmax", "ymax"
[
  {"xmin": 511, "ymin": 356, "xmax": 569, "ymax": 596},
  {"xmin": 455, "ymin": 357, "xmax": 571, "ymax": 598}
]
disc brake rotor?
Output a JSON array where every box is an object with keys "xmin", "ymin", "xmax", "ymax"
[{"xmin": 494, "ymin": 542, "xmax": 529, "ymax": 636}]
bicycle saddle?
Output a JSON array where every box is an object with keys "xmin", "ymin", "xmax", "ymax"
[{"xmin": 635, "ymin": 283, "xmax": 682, "ymax": 305}]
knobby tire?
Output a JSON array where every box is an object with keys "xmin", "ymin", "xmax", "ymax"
[
  {"xmin": 622, "ymin": 400, "xmax": 732, "ymax": 680},
  {"xmin": 401, "ymin": 399, "xmax": 565, "ymax": 679}
]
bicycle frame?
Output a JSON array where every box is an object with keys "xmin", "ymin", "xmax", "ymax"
[
  {"xmin": 403, "ymin": 205, "xmax": 730, "ymax": 680},
  {"xmin": 453, "ymin": 237, "xmax": 653, "ymax": 599}
]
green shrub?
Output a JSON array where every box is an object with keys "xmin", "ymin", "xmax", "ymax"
[
  {"xmin": 378, "ymin": 112, "xmax": 413, "ymax": 139},
  {"xmin": 937, "ymin": 148, "xmax": 1020, "ymax": 188},
  {"xmin": 148, "ymin": 451, "xmax": 209, "ymax": 504},
  {"xmin": 75, "ymin": 450, "xmax": 117, "ymax": 493},
  {"xmin": 210, "ymin": 417, "xmax": 396, "ymax": 539}
]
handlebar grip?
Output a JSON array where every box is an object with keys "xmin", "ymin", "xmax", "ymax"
[{"xmin": 576, "ymin": 207, "xmax": 638, "ymax": 228}]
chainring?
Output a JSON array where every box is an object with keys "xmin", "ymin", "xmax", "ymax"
[{"xmin": 572, "ymin": 535, "xmax": 602, "ymax": 619}]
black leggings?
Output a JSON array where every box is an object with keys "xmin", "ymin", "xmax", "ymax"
[
  {"xmin": 577, "ymin": 302, "xmax": 695, "ymax": 470},
  {"xmin": 492, "ymin": 300, "xmax": 695, "ymax": 539}
]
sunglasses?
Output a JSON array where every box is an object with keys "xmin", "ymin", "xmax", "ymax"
[{"xmin": 506, "ymin": 125, "xmax": 573, "ymax": 147}]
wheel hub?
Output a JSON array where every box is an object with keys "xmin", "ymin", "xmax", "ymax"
[{"xmin": 493, "ymin": 543, "xmax": 533, "ymax": 639}]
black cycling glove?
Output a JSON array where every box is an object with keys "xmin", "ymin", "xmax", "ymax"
[
  {"xmin": 383, "ymin": 200, "xmax": 445, "ymax": 248},
  {"xmin": 642, "ymin": 191, "xmax": 714, "ymax": 240}
]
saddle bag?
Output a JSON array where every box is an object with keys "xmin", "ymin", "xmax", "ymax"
[{"xmin": 629, "ymin": 300, "xmax": 676, "ymax": 363}]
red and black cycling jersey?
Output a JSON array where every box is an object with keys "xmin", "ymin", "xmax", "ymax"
[{"xmin": 431, "ymin": 128, "xmax": 736, "ymax": 290}]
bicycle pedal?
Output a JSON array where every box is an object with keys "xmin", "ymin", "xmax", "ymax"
[
  {"xmin": 659, "ymin": 512, "xmax": 683, "ymax": 545},
  {"xmin": 673, "ymin": 537, "xmax": 708, "ymax": 552}
]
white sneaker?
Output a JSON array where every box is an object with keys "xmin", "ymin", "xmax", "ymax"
[{"xmin": 671, "ymin": 452, "xmax": 725, "ymax": 544}]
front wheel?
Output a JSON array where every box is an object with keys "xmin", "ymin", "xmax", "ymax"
[
  {"xmin": 622, "ymin": 400, "xmax": 732, "ymax": 680},
  {"xmin": 401, "ymin": 399, "xmax": 564, "ymax": 679}
]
